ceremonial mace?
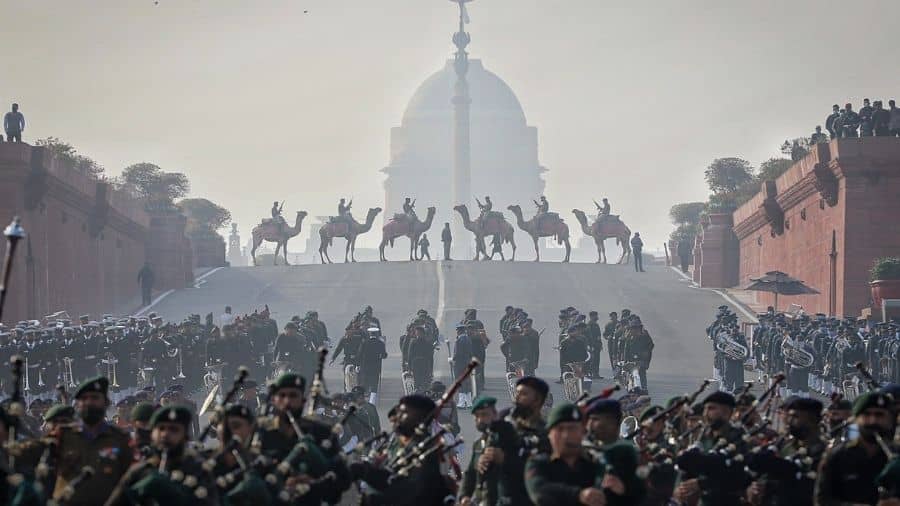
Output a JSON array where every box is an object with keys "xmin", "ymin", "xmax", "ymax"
[{"xmin": 0, "ymin": 216, "xmax": 26, "ymax": 322}]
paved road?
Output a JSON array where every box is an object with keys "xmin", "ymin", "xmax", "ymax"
[{"xmin": 149, "ymin": 260, "xmax": 741, "ymax": 457}]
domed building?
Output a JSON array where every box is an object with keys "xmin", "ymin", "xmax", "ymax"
[{"xmin": 381, "ymin": 59, "xmax": 547, "ymax": 234}]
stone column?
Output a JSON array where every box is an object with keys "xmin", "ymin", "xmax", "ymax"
[{"xmin": 450, "ymin": 0, "xmax": 473, "ymax": 260}]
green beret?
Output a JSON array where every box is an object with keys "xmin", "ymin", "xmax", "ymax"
[
  {"xmin": 43, "ymin": 404, "xmax": 75, "ymax": 422},
  {"xmin": 223, "ymin": 403, "xmax": 255, "ymax": 422},
  {"xmin": 272, "ymin": 373, "xmax": 306, "ymax": 392},
  {"xmin": 782, "ymin": 396, "xmax": 823, "ymax": 415},
  {"xmin": 74, "ymin": 376, "xmax": 109, "ymax": 399},
  {"xmin": 639, "ymin": 405, "xmax": 664, "ymax": 423},
  {"xmin": 471, "ymin": 396, "xmax": 497, "ymax": 413},
  {"xmin": 603, "ymin": 441, "xmax": 640, "ymax": 475},
  {"xmin": 702, "ymin": 391, "xmax": 736, "ymax": 408},
  {"xmin": 150, "ymin": 405, "xmax": 192, "ymax": 429},
  {"xmin": 853, "ymin": 392, "xmax": 894, "ymax": 417},
  {"xmin": 547, "ymin": 402, "xmax": 583, "ymax": 430},
  {"xmin": 131, "ymin": 402, "xmax": 156, "ymax": 423},
  {"xmin": 586, "ymin": 399, "xmax": 622, "ymax": 419},
  {"xmin": 665, "ymin": 396, "xmax": 683, "ymax": 409}
]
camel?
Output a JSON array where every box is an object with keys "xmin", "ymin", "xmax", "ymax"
[
  {"xmin": 250, "ymin": 211, "xmax": 308, "ymax": 266},
  {"xmin": 453, "ymin": 204, "xmax": 517, "ymax": 261},
  {"xmin": 507, "ymin": 204, "xmax": 571, "ymax": 262},
  {"xmin": 379, "ymin": 207, "xmax": 436, "ymax": 261},
  {"xmin": 318, "ymin": 207, "xmax": 382, "ymax": 263},
  {"xmin": 572, "ymin": 209, "xmax": 632, "ymax": 264}
]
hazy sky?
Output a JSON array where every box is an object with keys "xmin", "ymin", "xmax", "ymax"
[{"xmin": 5, "ymin": 1, "xmax": 899, "ymax": 251}]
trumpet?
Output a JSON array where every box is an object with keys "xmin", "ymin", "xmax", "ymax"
[
  {"xmin": 61, "ymin": 357, "xmax": 76, "ymax": 389},
  {"xmin": 174, "ymin": 346, "xmax": 186, "ymax": 379},
  {"xmin": 102, "ymin": 352, "xmax": 119, "ymax": 388},
  {"xmin": 23, "ymin": 356, "xmax": 30, "ymax": 392}
]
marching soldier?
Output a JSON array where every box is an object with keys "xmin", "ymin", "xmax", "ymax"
[
  {"xmin": 255, "ymin": 373, "xmax": 350, "ymax": 503},
  {"xmin": 500, "ymin": 377, "xmax": 551, "ymax": 457},
  {"xmin": 357, "ymin": 326, "xmax": 387, "ymax": 396},
  {"xmin": 209, "ymin": 404, "xmax": 272, "ymax": 506},
  {"xmin": 586, "ymin": 311, "xmax": 603, "ymax": 379},
  {"xmin": 349, "ymin": 394, "xmax": 453, "ymax": 505},
  {"xmin": 104, "ymin": 405, "xmax": 218, "ymax": 506},
  {"xmin": 603, "ymin": 312, "xmax": 619, "ymax": 371},
  {"xmin": 815, "ymin": 391, "xmax": 895, "ymax": 505},
  {"xmin": 458, "ymin": 396, "xmax": 529, "ymax": 506},
  {"xmin": 584, "ymin": 398, "xmax": 623, "ymax": 449},
  {"xmin": 621, "ymin": 317, "xmax": 654, "ymax": 394},
  {"xmin": 53, "ymin": 376, "xmax": 133, "ymax": 505},
  {"xmin": 525, "ymin": 402, "xmax": 644, "ymax": 506}
]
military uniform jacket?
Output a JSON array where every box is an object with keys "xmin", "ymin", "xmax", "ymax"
[
  {"xmin": 256, "ymin": 414, "xmax": 351, "ymax": 504},
  {"xmin": 459, "ymin": 418, "xmax": 528, "ymax": 506},
  {"xmin": 352, "ymin": 435, "xmax": 449, "ymax": 506},
  {"xmin": 814, "ymin": 437, "xmax": 887, "ymax": 506},
  {"xmin": 104, "ymin": 448, "xmax": 219, "ymax": 506},
  {"xmin": 525, "ymin": 452, "xmax": 602, "ymax": 506},
  {"xmin": 49, "ymin": 422, "xmax": 132, "ymax": 506}
]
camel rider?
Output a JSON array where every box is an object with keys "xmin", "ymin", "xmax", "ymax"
[
  {"xmin": 338, "ymin": 198, "xmax": 352, "ymax": 222},
  {"xmin": 271, "ymin": 200, "xmax": 286, "ymax": 231},
  {"xmin": 477, "ymin": 196, "xmax": 493, "ymax": 219},
  {"xmin": 596, "ymin": 197, "xmax": 611, "ymax": 222},
  {"xmin": 533, "ymin": 196, "xmax": 549, "ymax": 230},
  {"xmin": 403, "ymin": 197, "xmax": 418, "ymax": 220}
]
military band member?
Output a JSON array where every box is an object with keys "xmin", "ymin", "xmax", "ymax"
[
  {"xmin": 105, "ymin": 405, "xmax": 218, "ymax": 506},
  {"xmin": 815, "ymin": 391, "xmax": 896, "ymax": 505},
  {"xmin": 584, "ymin": 399, "xmax": 623, "ymax": 449},
  {"xmin": 500, "ymin": 376, "xmax": 551, "ymax": 457},
  {"xmin": 525, "ymin": 402, "xmax": 643, "ymax": 506},
  {"xmin": 350, "ymin": 394, "xmax": 452, "ymax": 505},
  {"xmin": 255, "ymin": 373, "xmax": 350, "ymax": 503},
  {"xmin": 209, "ymin": 404, "xmax": 272, "ymax": 506}
]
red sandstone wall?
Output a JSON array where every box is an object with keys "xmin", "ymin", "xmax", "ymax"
[
  {"xmin": 0, "ymin": 143, "xmax": 149, "ymax": 322},
  {"xmin": 732, "ymin": 138, "xmax": 900, "ymax": 316}
]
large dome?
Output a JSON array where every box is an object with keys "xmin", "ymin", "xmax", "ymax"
[{"xmin": 401, "ymin": 59, "xmax": 527, "ymax": 124}]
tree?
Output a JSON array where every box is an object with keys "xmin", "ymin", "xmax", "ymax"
[
  {"xmin": 704, "ymin": 157, "xmax": 755, "ymax": 195},
  {"xmin": 179, "ymin": 198, "xmax": 231, "ymax": 237},
  {"xmin": 758, "ymin": 157, "xmax": 793, "ymax": 181},
  {"xmin": 781, "ymin": 138, "xmax": 810, "ymax": 162},
  {"xmin": 121, "ymin": 163, "xmax": 190, "ymax": 210},
  {"xmin": 669, "ymin": 223, "xmax": 698, "ymax": 243},
  {"xmin": 34, "ymin": 137, "xmax": 105, "ymax": 176},
  {"xmin": 669, "ymin": 202, "xmax": 707, "ymax": 226}
]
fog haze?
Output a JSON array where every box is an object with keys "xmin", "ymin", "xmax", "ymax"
[{"xmin": 4, "ymin": 0, "xmax": 899, "ymax": 251}]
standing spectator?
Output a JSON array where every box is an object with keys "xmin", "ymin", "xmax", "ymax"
[
  {"xmin": 441, "ymin": 222, "xmax": 452, "ymax": 261},
  {"xmin": 872, "ymin": 101, "xmax": 891, "ymax": 136},
  {"xmin": 859, "ymin": 98, "xmax": 874, "ymax": 137},
  {"xmin": 488, "ymin": 233, "xmax": 505, "ymax": 261},
  {"xmin": 3, "ymin": 103, "xmax": 25, "ymax": 143},
  {"xmin": 418, "ymin": 233, "xmax": 431, "ymax": 261},
  {"xmin": 889, "ymin": 100, "xmax": 900, "ymax": 137},
  {"xmin": 825, "ymin": 104, "xmax": 840, "ymax": 139},
  {"xmin": 810, "ymin": 125, "xmax": 828, "ymax": 144},
  {"xmin": 220, "ymin": 306, "xmax": 235, "ymax": 326},
  {"xmin": 137, "ymin": 262, "xmax": 155, "ymax": 306},
  {"xmin": 839, "ymin": 103, "xmax": 860, "ymax": 138},
  {"xmin": 631, "ymin": 232, "xmax": 645, "ymax": 273}
]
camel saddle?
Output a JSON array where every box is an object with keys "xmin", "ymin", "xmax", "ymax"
[
  {"xmin": 478, "ymin": 211, "xmax": 506, "ymax": 234},
  {"xmin": 391, "ymin": 213, "xmax": 415, "ymax": 224},
  {"xmin": 537, "ymin": 212, "xmax": 562, "ymax": 235},
  {"xmin": 325, "ymin": 220, "xmax": 349, "ymax": 236},
  {"xmin": 479, "ymin": 211, "xmax": 505, "ymax": 222}
]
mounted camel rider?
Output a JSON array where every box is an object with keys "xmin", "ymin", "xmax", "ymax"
[
  {"xmin": 476, "ymin": 196, "xmax": 493, "ymax": 220},
  {"xmin": 533, "ymin": 195, "xmax": 550, "ymax": 232},
  {"xmin": 338, "ymin": 197, "xmax": 352, "ymax": 220},
  {"xmin": 402, "ymin": 197, "xmax": 418, "ymax": 220},
  {"xmin": 271, "ymin": 200, "xmax": 286, "ymax": 232},
  {"xmin": 595, "ymin": 197, "xmax": 611, "ymax": 221}
]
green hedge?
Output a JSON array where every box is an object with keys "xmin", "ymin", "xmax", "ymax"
[{"xmin": 870, "ymin": 257, "xmax": 900, "ymax": 281}]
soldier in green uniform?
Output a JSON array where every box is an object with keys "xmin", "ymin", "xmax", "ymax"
[
  {"xmin": 815, "ymin": 391, "xmax": 895, "ymax": 505},
  {"xmin": 633, "ymin": 405, "xmax": 678, "ymax": 506},
  {"xmin": 349, "ymin": 394, "xmax": 452, "ymax": 505},
  {"xmin": 746, "ymin": 397, "xmax": 824, "ymax": 506},
  {"xmin": 105, "ymin": 405, "xmax": 218, "ymax": 506},
  {"xmin": 499, "ymin": 376, "xmax": 551, "ymax": 457},
  {"xmin": 584, "ymin": 399, "xmax": 624, "ymax": 450},
  {"xmin": 209, "ymin": 403, "xmax": 272, "ymax": 506},
  {"xmin": 254, "ymin": 373, "xmax": 350, "ymax": 504},
  {"xmin": 51, "ymin": 376, "xmax": 133, "ymax": 506},
  {"xmin": 526, "ymin": 402, "xmax": 643, "ymax": 506},
  {"xmin": 458, "ymin": 396, "xmax": 528, "ymax": 506},
  {"xmin": 673, "ymin": 391, "xmax": 749, "ymax": 506}
]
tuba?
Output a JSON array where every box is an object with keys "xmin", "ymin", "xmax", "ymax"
[
  {"xmin": 782, "ymin": 337, "xmax": 814, "ymax": 368},
  {"xmin": 715, "ymin": 332, "xmax": 749, "ymax": 361}
]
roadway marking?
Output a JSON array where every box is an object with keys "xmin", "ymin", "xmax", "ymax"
[
  {"xmin": 668, "ymin": 266, "xmax": 758, "ymax": 323},
  {"xmin": 135, "ymin": 267, "xmax": 225, "ymax": 316}
]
